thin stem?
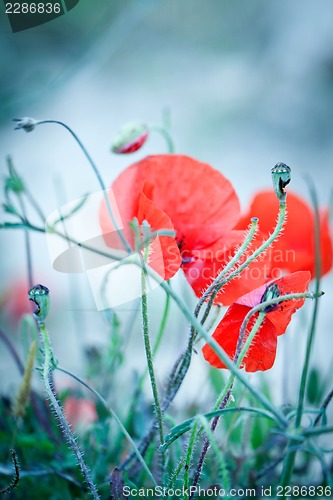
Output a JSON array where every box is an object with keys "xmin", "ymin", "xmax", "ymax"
[
  {"xmin": 314, "ymin": 387, "xmax": 333, "ymax": 426},
  {"xmin": 190, "ymin": 313, "xmax": 266, "ymax": 495},
  {"xmin": 36, "ymin": 119, "xmax": 131, "ymax": 253},
  {"xmin": 17, "ymin": 194, "xmax": 33, "ymax": 289},
  {"xmin": 280, "ymin": 180, "xmax": 321, "ymax": 493},
  {"xmin": 141, "ymin": 272, "xmax": 165, "ymax": 466},
  {"xmin": 56, "ymin": 366, "xmax": 157, "ymax": 486},
  {"xmin": 197, "ymin": 416, "xmax": 230, "ymax": 490},
  {"xmin": 0, "ymin": 329, "xmax": 24, "ymax": 374},
  {"xmin": 0, "ymin": 450, "xmax": 20, "ymax": 495},
  {"xmin": 149, "ymin": 125, "xmax": 175, "ymax": 153},
  {"xmin": 37, "ymin": 322, "xmax": 100, "ymax": 499},
  {"xmin": 303, "ymin": 425, "xmax": 333, "ymax": 438},
  {"xmin": 1, "ymin": 220, "xmax": 125, "ymax": 263},
  {"xmin": 195, "ymin": 218, "xmax": 259, "ymax": 330},
  {"xmin": 197, "ymin": 200, "xmax": 286, "ymax": 331},
  {"xmin": 132, "ymin": 290, "xmax": 171, "ymax": 410},
  {"xmin": 183, "ymin": 421, "xmax": 198, "ymax": 494}
]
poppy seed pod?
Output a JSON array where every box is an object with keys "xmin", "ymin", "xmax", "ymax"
[
  {"xmin": 28, "ymin": 284, "xmax": 50, "ymax": 322},
  {"xmin": 260, "ymin": 283, "xmax": 280, "ymax": 312},
  {"xmin": 111, "ymin": 122, "xmax": 149, "ymax": 154},
  {"xmin": 271, "ymin": 162, "xmax": 291, "ymax": 202}
]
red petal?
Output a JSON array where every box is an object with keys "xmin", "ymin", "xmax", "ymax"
[
  {"xmin": 235, "ymin": 270, "xmax": 311, "ymax": 335},
  {"xmin": 265, "ymin": 271, "xmax": 311, "ymax": 335},
  {"xmin": 319, "ymin": 209, "xmax": 333, "ymax": 276},
  {"xmin": 102, "ymin": 155, "xmax": 241, "ymax": 250},
  {"xmin": 137, "ymin": 182, "xmax": 181, "ymax": 280},
  {"xmin": 237, "ymin": 190, "xmax": 333, "ymax": 277},
  {"xmin": 184, "ymin": 230, "xmax": 272, "ymax": 305},
  {"xmin": 202, "ymin": 304, "xmax": 277, "ymax": 372}
]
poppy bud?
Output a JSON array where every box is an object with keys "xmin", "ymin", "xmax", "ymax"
[
  {"xmin": 28, "ymin": 284, "xmax": 50, "ymax": 322},
  {"xmin": 271, "ymin": 162, "xmax": 291, "ymax": 202},
  {"xmin": 260, "ymin": 283, "xmax": 280, "ymax": 312},
  {"xmin": 13, "ymin": 117, "xmax": 39, "ymax": 133},
  {"xmin": 5, "ymin": 157, "xmax": 25, "ymax": 193},
  {"xmin": 111, "ymin": 122, "xmax": 149, "ymax": 154}
]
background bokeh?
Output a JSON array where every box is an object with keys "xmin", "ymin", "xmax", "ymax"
[{"xmin": 1, "ymin": 0, "xmax": 333, "ymax": 407}]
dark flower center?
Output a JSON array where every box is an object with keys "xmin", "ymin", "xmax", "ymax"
[
  {"xmin": 177, "ymin": 235, "xmax": 195, "ymax": 265},
  {"xmin": 260, "ymin": 283, "xmax": 280, "ymax": 312}
]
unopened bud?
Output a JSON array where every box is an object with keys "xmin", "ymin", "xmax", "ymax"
[
  {"xmin": 28, "ymin": 284, "xmax": 50, "ymax": 322},
  {"xmin": 111, "ymin": 122, "xmax": 149, "ymax": 154},
  {"xmin": 13, "ymin": 117, "xmax": 39, "ymax": 133}
]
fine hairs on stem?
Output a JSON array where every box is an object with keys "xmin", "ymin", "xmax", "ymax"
[
  {"xmin": 28, "ymin": 284, "xmax": 100, "ymax": 499},
  {"xmin": 14, "ymin": 117, "xmax": 131, "ymax": 253},
  {"xmin": 279, "ymin": 177, "xmax": 322, "ymax": 496},
  {"xmin": 189, "ymin": 163, "xmax": 291, "ymax": 493}
]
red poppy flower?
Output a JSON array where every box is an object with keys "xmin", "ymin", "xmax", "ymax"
[
  {"xmin": 1, "ymin": 281, "xmax": 32, "ymax": 322},
  {"xmin": 100, "ymin": 155, "xmax": 270, "ymax": 302},
  {"xmin": 236, "ymin": 190, "xmax": 333, "ymax": 278},
  {"xmin": 64, "ymin": 397, "xmax": 98, "ymax": 430},
  {"xmin": 202, "ymin": 271, "xmax": 311, "ymax": 372}
]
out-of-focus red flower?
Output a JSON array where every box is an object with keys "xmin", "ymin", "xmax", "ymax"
[
  {"xmin": 100, "ymin": 155, "xmax": 270, "ymax": 303},
  {"xmin": 202, "ymin": 271, "xmax": 311, "ymax": 372},
  {"xmin": 1, "ymin": 281, "xmax": 32, "ymax": 322},
  {"xmin": 64, "ymin": 397, "xmax": 98, "ymax": 430},
  {"xmin": 236, "ymin": 190, "xmax": 333, "ymax": 278}
]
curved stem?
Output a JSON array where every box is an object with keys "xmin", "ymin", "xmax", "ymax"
[
  {"xmin": 314, "ymin": 387, "xmax": 333, "ymax": 427},
  {"xmin": 149, "ymin": 125, "xmax": 175, "ymax": 153},
  {"xmin": 37, "ymin": 120, "xmax": 131, "ymax": 253},
  {"xmin": 56, "ymin": 366, "xmax": 157, "ymax": 486},
  {"xmin": 195, "ymin": 218, "xmax": 259, "ymax": 329},
  {"xmin": 209, "ymin": 201, "xmax": 286, "ymax": 312}
]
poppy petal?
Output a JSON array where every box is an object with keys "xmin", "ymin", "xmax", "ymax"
[
  {"xmin": 237, "ymin": 190, "xmax": 333, "ymax": 277},
  {"xmin": 137, "ymin": 182, "xmax": 181, "ymax": 280},
  {"xmin": 265, "ymin": 271, "xmax": 311, "ymax": 335},
  {"xmin": 102, "ymin": 155, "xmax": 241, "ymax": 250},
  {"xmin": 185, "ymin": 230, "xmax": 271, "ymax": 305},
  {"xmin": 202, "ymin": 304, "xmax": 277, "ymax": 372}
]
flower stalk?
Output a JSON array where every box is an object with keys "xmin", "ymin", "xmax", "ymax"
[
  {"xmin": 280, "ymin": 179, "xmax": 322, "ymax": 495},
  {"xmin": 14, "ymin": 117, "xmax": 131, "ymax": 253},
  {"xmin": 28, "ymin": 284, "xmax": 100, "ymax": 499},
  {"xmin": 141, "ymin": 271, "xmax": 165, "ymax": 480}
]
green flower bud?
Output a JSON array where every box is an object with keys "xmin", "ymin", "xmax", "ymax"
[
  {"xmin": 5, "ymin": 157, "xmax": 25, "ymax": 194},
  {"xmin": 28, "ymin": 284, "xmax": 50, "ymax": 322},
  {"xmin": 271, "ymin": 162, "xmax": 291, "ymax": 202}
]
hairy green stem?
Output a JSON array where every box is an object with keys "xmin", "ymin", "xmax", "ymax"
[
  {"xmin": 141, "ymin": 272, "xmax": 165, "ymax": 472},
  {"xmin": 195, "ymin": 218, "xmax": 259, "ymax": 330},
  {"xmin": 56, "ymin": 366, "xmax": 157, "ymax": 486},
  {"xmin": 190, "ymin": 312, "xmax": 266, "ymax": 496},
  {"xmin": 202, "ymin": 200, "xmax": 286, "ymax": 325},
  {"xmin": 280, "ymin": 181, "xmax": 322, "ymax": 493},
  {"xmin": 37, "ymin": 322, "xmax": 100, "ymax": 499}
]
